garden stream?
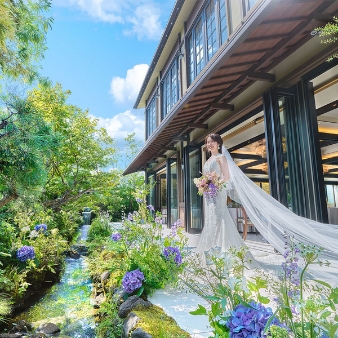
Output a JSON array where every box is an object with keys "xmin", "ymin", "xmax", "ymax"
[{"xmin": 13, "ymin": 218, "xmax": 96, "ymax": 337}]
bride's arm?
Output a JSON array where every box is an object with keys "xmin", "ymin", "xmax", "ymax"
[{"xmin": 217, "ymin": 155, "xmax": 230, "ymax": 183}]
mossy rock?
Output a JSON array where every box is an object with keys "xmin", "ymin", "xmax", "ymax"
[{"xmin": 133, "ymin": 305, "xmax": 190, "ymax": 337}]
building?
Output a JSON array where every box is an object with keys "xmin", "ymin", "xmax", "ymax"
[{"xmin": 124, "ymin": 0, "xmax": 338, "ymax": 233}]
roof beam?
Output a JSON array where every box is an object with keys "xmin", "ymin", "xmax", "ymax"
[
  {"xmin": 232, "ymin": 48, "xmax": 272, "ymax": 57},
  {"xmin": 163, "ymin": 147, "xmax": 176, "ymax": 151},
  {"xmin": 246, "ymin": 34, "xmax": 289, "ymax": 42},
  {"xmin": 313, "ymin": 12, "xmax": 334, "ymax": 23},
  {"xmin": 246, "ymin": 71, "xmax": 275, "ymax": 82},
  {"xmin": 188, "ymin": 123, "xmax": 208, "ymax": 129},
  {"xmin": 211, "ymin": 103, "xmax": 234, "ymax": 111},
  {"xmin": 172, "ymin": 135, "xmax": 188, "ymax": 141},
  {"xmin": 319, "ymin": 132, "xmax": 338, "ymax": 141}
]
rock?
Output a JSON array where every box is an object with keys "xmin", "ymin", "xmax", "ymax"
[
  {"xmin": 94, "ymin": 293, "xmax": 106, "ymax": 308},
  {"xmin": 131, "ymin": 328, "xmax": 152, "ymax": 338},
  {"xmin": 112, "ymin": 287, "xmax": 125, "ymax": 304},
  {"xmin": 37, "ymin": 323, "xmax": 60, "ymax": 334},
  {"xmin": 67, "ymin": 250, "xmax": 80, "ymax": 259},
  {"xmin": 118, "ymin": 295, "xmax": 152, "ymax": 319},
  {"xmin": 100, "ymin": 270, "xmax": 111, "ymax": 282},
  {"xmin": 70, "ymin": 244, "xmax": 88, "ymax": 256},
  {"xmin": 10, "ymin": 320, "xmax": 30, "ymax": 333},
  {"xmin": 0, "ymin": 334, "xmax": 23, "ymax": 338},
  {"xmin": 123, "ymin": 312, "xmax": 139, "ymax": 338},
  {"xmin": 30, "ymin": 333, "xmax": 47, "ymax": 338}
]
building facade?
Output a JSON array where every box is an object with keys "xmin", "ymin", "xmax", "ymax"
[{"xmin": 124, "ymin": 0, "xmax": 338, "ymax": 233}]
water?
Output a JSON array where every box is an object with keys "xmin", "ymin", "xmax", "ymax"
[{"xmin": 14, "ymin": 224, "xmax": 96, "ymax": 337}]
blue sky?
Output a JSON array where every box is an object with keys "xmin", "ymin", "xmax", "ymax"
[{"xmin": 40, "ymin": 0, "xmax": 175, "ymax": 168}]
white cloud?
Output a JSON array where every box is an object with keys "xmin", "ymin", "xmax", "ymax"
[
  {"xmin": 54, "ymin": 0, "xmax": 163, "ymax": 40},
  {"xmin": 124, "ymin": 4, "xmax": 162, "ymax": 40},
  {"xmin": 92, "ymin": 110, "xmax": 145, "ymax": 141},
  {"xmin": 110, "ymin": 64, "xmax": 149, "ymax": 104}
]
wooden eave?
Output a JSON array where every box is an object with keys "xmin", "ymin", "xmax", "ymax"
[{"xmin": 124, "ymin": 0, "xmax": 338, "ymax": 175}]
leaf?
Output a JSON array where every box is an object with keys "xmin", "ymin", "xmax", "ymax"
[
  {"xmin": 314, "ymin": 279, "xmax": 332, "ymax": 289},
  {"xmin": 190, "ymin": 304, "xmax": 207, "ymax": 316},
  {"xmin": 136, "ymin": 285, "xmax": 144, "ymax": 297},
  {"xmin": 258, "ymin": 294, "xmax": 270, "ymax": 305},
  {"xmin": 205, "ymin": 295, "xmax": 222, "ymax": 301}
]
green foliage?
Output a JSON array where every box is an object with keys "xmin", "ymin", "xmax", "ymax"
[
  {"xmin": 0, "ymin": 293, "xmax": 12, "ymax": 324},
  {"xmin": 314, "ymin": 16, "xmax": 338, "ymax": 61},
  {"xmin": 133, "ymin": 305, "xmax": 190, "ymax": 337},
  {"xmin": 95, "ymin": 296, "xmax": 123, "ymax": 338},
  {"xmin": 0, "ymin": 93, "xmax": 58, "ymax": 208},
  {"xmin": 27, "ymin": 83, "xmax": 119, "ymax": 212},
  {"xmin": 87, "ymin": 212, "xmax": 112, "ymax": 243},
  {"xmin": 0, "ymin": 0, "xmax": 53, "ymax": 82}
]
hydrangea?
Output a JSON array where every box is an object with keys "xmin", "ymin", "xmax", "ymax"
[
  {"xmin": 17, "ymin": 246, "xmax": 35, "ymax": 262},
  {"xmin": 163, "ymin": 246, "xmax": 182, "ymax": 265},
  {"xmin": 226, "ymin": 301, "xmax": 284, "ymax": 337},
  {"xmin": 111, "ymin": 233, "xmax": 122, "ymax": 241},
  {"xmin": 147, "ymin": 204, "xmax": 155, "ymax": 211},
  {"xmin": 34, "ymin": 224, "xmax": 47, "ymax": 232},
  {"xmin": 122, "ymin": 268, "xmax": 145, "ymax": 294}
]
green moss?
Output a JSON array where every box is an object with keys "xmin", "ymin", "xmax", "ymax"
[{"xmin": 133, "ymin": 305, "xmax": 190, "ymax": 338}]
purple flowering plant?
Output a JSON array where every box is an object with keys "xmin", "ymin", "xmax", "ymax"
[
  {"xmin": 186, "ymin": 234, "xmax": 338, "ymax": 338},
  {"xmin": 111, "ymin": 233, "xmax": 122, "ymax": 241},
  {"xmin": 163, "ymin": 246, "xmax": 182, "ymax": 265},
  {"xmin": 121, "ymin": 268, "xmax": 145, "ymax": 295},
  {"xmin": 34, "ymin": 224, "xmax": 48, "ymax": 233},
  {"xmin": 17, "ymin": 245, "xmax": 35, "ymax": 262}
]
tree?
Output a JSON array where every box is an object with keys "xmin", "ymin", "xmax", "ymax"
[
  {"xmin": 28, "ymin": 83, "xmax": 119, "ymax": 211},
  {"xmin": 0, "ymin": 93, "xmax": 57, "ymax": 208},
  {"xmin": 0, "ymin": 0, "xmax": 52, "ymax": 82}
]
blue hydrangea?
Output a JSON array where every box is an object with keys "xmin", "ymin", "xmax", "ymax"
[
  {"xmin": 163, "ymin": 246, "xmax": 182, "ymax": 265},
  {"xmin": 226, "ymin": 301, "xmax": 284, "ymax": 337},
  {"xmin": 17, "ymin": 246, "xmax": 35, "ymax": 262},
  {"xmin": 122, "ymin": 268, "xmax": 145, "ymax": 294},
  {"xmin": 111, "ymin": 233, "xmax": 122, "ymax": 241},
  {"xmin": 34, "ymin": 224, "xmax": 47, "ymax": 232}
]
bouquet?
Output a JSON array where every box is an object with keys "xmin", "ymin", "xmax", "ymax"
[{"xmin": 193, "ymin": 171, "xmax": 225, "ymax": 201}]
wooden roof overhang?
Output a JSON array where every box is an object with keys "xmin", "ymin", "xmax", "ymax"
[{"xmin": 124, "ymin": 0, "xmax": 338, "ymax": 175}]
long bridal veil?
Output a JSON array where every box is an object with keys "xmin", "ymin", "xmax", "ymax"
[{"xmin": 222, "ymin": 145, "xmax": 338, "ymax": 285}]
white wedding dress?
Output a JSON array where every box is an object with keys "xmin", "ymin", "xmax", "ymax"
[
  {"xmin": 196, "ymin": 154, "xmax": 247, "ymax": 256},
  {"xmin": 196, "ymin": 146, "xmax": 338, "ymax": 286}
]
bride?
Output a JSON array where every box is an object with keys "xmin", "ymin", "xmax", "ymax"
[
  {"xmin": 196, "ymin": 133, "xmax": 247, "ymax": 256},
  {"xmin": 196, "ymin": 133, "xmax": 338, "ymax": 284}
]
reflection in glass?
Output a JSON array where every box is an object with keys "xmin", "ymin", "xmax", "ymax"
[
  {"xmin": 170, "ymin": 162, "xmax": 178, "ymax": 224},
  {"xmin": 189, "ymin": 149, "xmax": 203, "ymax": 230}
]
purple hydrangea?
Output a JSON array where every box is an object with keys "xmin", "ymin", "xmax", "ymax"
[
  {"xmin": 204, "ymin": 182, "xmax": 219, "ymax": 201},
  {"xmin": 226, "ymin": 301, "xmax": 283, "ymax": 337},
  {"xmin": 111, "ymin": 233, "xmax": 122, "ymax": 241},
  {"xmin": 34, "ymin": 224, "xmax": 47, "ymax": 232},
  {"xmin": 136, "ymin": 198, "xmax": 144, "ymax": 203},
  {"xmin": 147, "ymin": 205, "xmax": 155, "ymax": 211},
  {"xmin": 122, "ymin": 268, "xmax": 145, "ymax": 294},
  {"xmin": 163, "ymin": 246, "xmax": 182, "ymax": 265},
  {"xmin": 17, "ymin": 246, "xmax": 35, "ymax": 262}
]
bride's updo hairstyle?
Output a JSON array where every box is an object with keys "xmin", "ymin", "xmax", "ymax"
[{"xmin": 205, "ymin": 133, "xmax": 223, "ymax": 154}]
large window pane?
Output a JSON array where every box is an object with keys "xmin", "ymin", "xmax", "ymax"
[
  {"xmin": 189, "ymin": 149, "xmax": 203, "ymax": 230},
  {"xmin": 206, "ymin": 1, "xmax": 217, "ymax": 60},
  {"xmin": 195, "ymin": 18, "xmax": 204, "ymax": 75},
  {"xmin": 219, "ymin": 0, "xmax": 228, "ymax": 45}
]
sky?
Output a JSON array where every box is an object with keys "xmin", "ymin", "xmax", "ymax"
[{"xmin": 39, "ymin": 0, "xmax": 175, "ymax": 169}]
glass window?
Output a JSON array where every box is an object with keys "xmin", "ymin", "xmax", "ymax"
[
  {"xmin": 219, "ymin": 0, "xmax": 228, "ymax": 45},
  {"xmin": 206, "ymin": 1, "xmax": 217, "ymax": 60},
  {"xmin": 146, "ymin": 97, "xmax": 156, "ymax": 139},
  {"xmin": 161, "ymin": 59, "xmax": 180, "ymax": 119},
  {"xmin": 188, "ymin": 34, "xmax": 195, "ymax": 84},
  {"xmin": 243, "ymin": 0, "xmax": 258, "ymax": 15},
  {"xmin": 195, "ymin": 18, "xmax": 204, "ymax": 75}
]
